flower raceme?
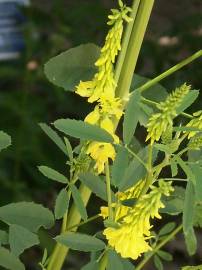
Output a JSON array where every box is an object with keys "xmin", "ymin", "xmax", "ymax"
[
  {"xmin": 75, "ymin": 2, "xmax": 132, "ymax": 103},
  {"xmin": 103, "ymin": 180, "xmax": 173, "ymax": 260},
  {"xmin": 146, "ymin": 83, "xmax": 191, "ymax": 144},
  {"xmin": 75, "ymin": 1, "xmax": 132, "ymax": 173}
]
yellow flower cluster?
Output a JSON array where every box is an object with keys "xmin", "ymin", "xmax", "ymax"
[
  {"xmin": 101, "ymin": 180, "xmax": 145, "ymax": 222},
  {"xmin": 147, "ymin": 83, "xmax": 191, "ymax": 144},
  {"xmin": 76, "ymin": 2, "xmax": 132, "ymax": 103},
  {"xmin": 186, "ymin": 110, "xmax": 202, "ymax": 139},
  {"xmin": 75, "ymin": 1, "xmax": 132, "ymax": 173},
  {"xmin": 103, "ymin": 180, "xmax": 173, "ymax": 260}
]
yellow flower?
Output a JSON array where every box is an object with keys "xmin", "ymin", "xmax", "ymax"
[
  {"xmin": 76, "ymin": 4, "xmax": 132, "ymax": 103},
  {"xmin": 104, "ymin": 225, "xmax": 151, "ymax": 260},
  {"xmin": 87, "ymin": 142, "xmax": 116, "ymax": 174},
  {"xmin": 100, "ymin": 180, "xmax": 145, "ymax": 222},
  {"xmin": 104, "ymin": 180, "xmax": 173, "ymax": 259},
  {"xmin": 186, "ymin": 110, "xmax": 202, "ymax": 138},
  {"xmin": 84, "ymin": 106, "xmax": 100, "ymax": 125},
  {"xmin": 100, "ymin": 96, "xmax": 123, "ymax": 120},
  {"xmin": 75, "ymin": 81, "xmax": 95, "ymax": 98}
]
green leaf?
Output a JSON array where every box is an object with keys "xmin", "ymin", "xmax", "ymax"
[
  {"xmin": 0, "ymin": 131, "xmax": 11, "ymax": 152},
  {"xmin": 176, "ymin": 90, "xmax": 199, "ymax": 114},
  {"xmin": 54, "ymin": 188, "xmax": 70, "ymax": 220},
  {"xmin": 188, "ymin": 148, "xmax": 202, "ymax": 163},
  {"xmin": 0, "ymin": 230, "xmax": 8, "ymax": 245},
  {"xmin": 131, "ymin": 74, "xmax": 168, "ymax": 102},
  {"xmin": 123, "ymin": 90, "xmax": 141, "ymax": 144},
  {"xmin": 189, "ymin": 164, "xmax": 202, "ymax": 203},
  {"xmin": 64, "ymin": 137, "xmax": 73, "ymax": 163},
  {"xmin": 0, "ymin": 247, "xmax": 25, "ymax": 270},
  {"xmin": 154, "ymin": 255, "xmax": 163, "ymax": 270},
  {"xmin": 161, "ymin": 186, "xmax": 185, "ymax": 215},
  {"xmin": 9, "ymin": 224, "xmax": 39, "ymax": 257},
  {"xmin": 183, "ymin": 181, "xmax": 196, "ymax": 234},
  {"xmin": 0, "ymin": 202, "xmax": 54, "ymax": 232},
  {"xmin": 82, "ymin": 261, "xmax": 99, "ymax": 270},
  {"xmin": 170, "ymin": 159, "xmax": 178, "ymax": 177},
  {"xmin": 44, "ymin": 43, "xmax": 100, "ymax": 91},
  {"xmin": 39, "ymin": 123, "xmax": 68, "ymax": 156},
  {"xmin": 107, "ymin": 250, "xmax": 123, "ymax": 270},
  {"xmin": 184, "ymin": 227, "xmax": 197, "ymax": 256},
  {"xmin": 55, "ymin": 232, "xmax": 105, "ymax": 252},
  {"xmin": 194, "ymin": 204, "xmax": 202, "ymax": 228},
  {"xmin": 70, "ymin": 184, "xmax": 88, "ymax": 221},
  {"xmin": 159, "ymin": 222, "xmax": 176, "ymax": 237},
  {"xmin": 79, "ymin": 173, "xmax": 111, "ymax": 202},
  {"xmin": 157, "ymin": 250, "xmax": 173, "ymax": 261},
  {"xmin": 38, "ymin": 166, "xmax": 68, "ymax": 184},
  {"xmin": 54, "ymin": 119, "xmax": 113, "ymax": 143},
  {"xmin": 176, "ymin": 157, "xmax": 195, "ymax": 185},
  {"xmin": 121, "ymin": 259, "xmax": 134, "ymax": 270},
  {"xmin": 138, "ymin": 102, "xmax": 154, "ymax": 127},
  {"xmin": 112, "ymin": 146, "xmax": 129, "ymax": 188},
  {"xmin": 120, "ymin": 146, "xmax": 157, "ymax": 191}
]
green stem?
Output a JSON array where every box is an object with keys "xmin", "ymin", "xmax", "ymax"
[
  {"xmin": 47, "ymin": 184, "xmax": 91, "ymax": 270},
  {"xmin": 137, "ymin": 50, "xmax": 202, "ymax": 93},
  {"xmin": 99, "ymin": 253, "xmax": 108, "ymax": 270},
  {"xmin": 66, "ymin": 214, "xmax": 100, "ymax": 231},
  {"xmin": 163, "ymin": 178, "xmax": 187, "ymax": 182},
  {"xmin": 116, "ymin": 0, "xmax": 155, "ymax": 99},
  {"xmin": 114, "ymin": 0, "xmax": 141, "ymax": 83},
  {"xmin": 135, "ymin": 224, "xmax": 183, "ymax": 270},
  {"xmin": 105, "ymin": 161, "xmax": 113, "ymax": 221}
]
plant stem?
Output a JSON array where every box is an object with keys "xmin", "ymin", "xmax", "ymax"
[
  {"xmin": 105, "ymin": 161, "xmax": 113, "ymax": 221},
  {"xmin": 47, "ymin": 184, "xmax": 91, "ymax": 270},
  {"xmin": 135, "ymin": 224, "xmax": 183, "ymax": 270},
  {"xmin": 163, "ymin": 178, "xmax": 187, "ymax": 182},
  {"xmin": 137, "ymin": 50, "xmax": 202, "ymax": 93},
  {"xmin": 66, "ymin": 214, "xmax": 100, "ymax": 231},
  {"xmin": 114, "ymin": 0, "xmax": 141, "ymax": 83},
  {"xmin": 116, "ymin": 0, "xmax": 155, "ymax": 99},
  {"xmin": 99, "ymin": 253, "xmax": 108, "ymax": 270}
]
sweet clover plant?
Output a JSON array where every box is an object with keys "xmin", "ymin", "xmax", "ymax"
[{"xmin": 0, "ymin": 1, "xmax": 202, "ymax": 270}]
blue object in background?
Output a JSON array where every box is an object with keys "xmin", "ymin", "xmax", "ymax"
[{"xmin": 0, "ymin": 0, "xmax": 29, "ymax": 60}]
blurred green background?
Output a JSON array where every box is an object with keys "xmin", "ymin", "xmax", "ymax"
[{"xmin": 0, "ymin": 0, "xmax": 201, "ymax": 269}]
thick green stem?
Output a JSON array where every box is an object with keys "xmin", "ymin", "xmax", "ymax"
[
  {"xmin": 47, "ymin": 184, "xmax": 91, "ymax": 270},
  {"xmin": 114, "ymin": 0, "xmax": 141, "ymax": 83},
  {"xmin": 137, "ymin": 50, "xmax": 202, "ymax": 93},
  {"xmin": 99, "ymin": 253, "xmax": 108, "ymax": 270},
  {"xmin": 135, "ymin": 224, "xmax": 183, "ymax": 270},
  {"xmin": 116, "ymin": 0, "xmax": 155, "ymax": 99}
]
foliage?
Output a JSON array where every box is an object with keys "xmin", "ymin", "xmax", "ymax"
[{"xmin": 0, "ymin": 0, "xmax": 201, "ymax": 270}]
